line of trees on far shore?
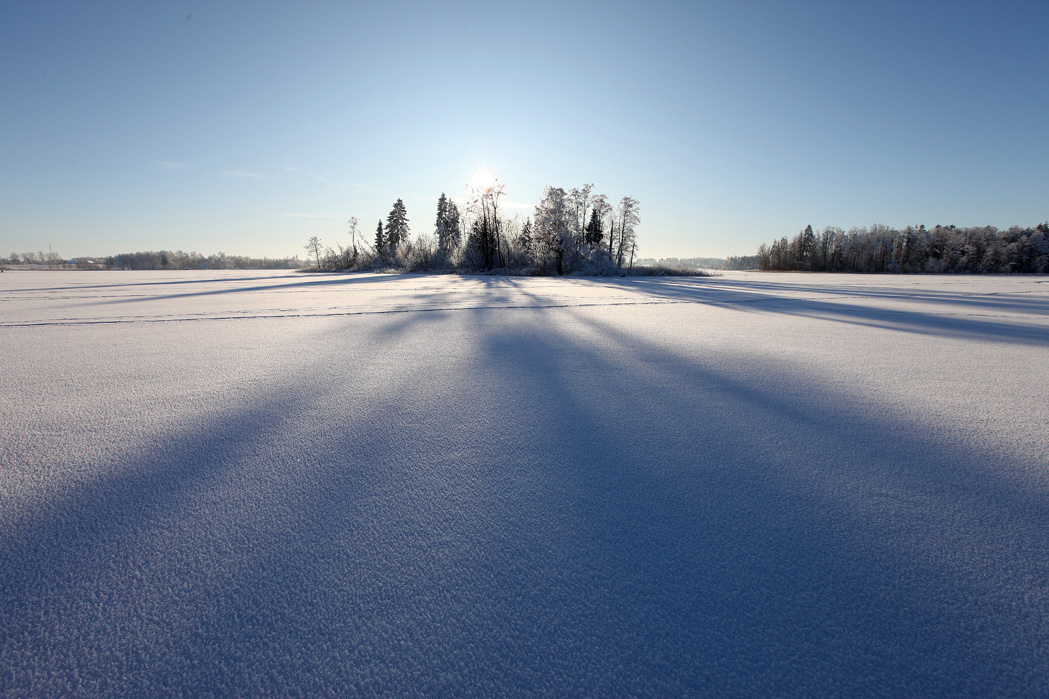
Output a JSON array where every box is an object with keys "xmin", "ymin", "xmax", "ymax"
[
  {"xmin": 2, "ymin": 250, "xmax": 304, "ymax": 270},
  {"xmin": 757, "ymin": 223, "xmax": 1049, "ymax": 274}
]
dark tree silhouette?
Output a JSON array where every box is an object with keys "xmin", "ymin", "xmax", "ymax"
[{"xmin": 374, "ymin": 220, "xmax": 385, "ymax": 258}]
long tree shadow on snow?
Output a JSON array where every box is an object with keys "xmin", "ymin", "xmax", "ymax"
[
  {"xmin": 0, "ymin": 320, "xmax": 425, "ymax": 694},
  {"xmin": 2, "ymin": 293, "xmax": 1047, "ymax": 696},
  {"xmin": 616, "ymin": 274, "xmax": 1049, "ymax": 315},
  {"xmin": 607, "ymin": 276, "xmax": 1049, "ymax": 347},
  {"xmin": 89, "ymin": 271, "xmax": 433, "ymax": 306},
  {"xmin": 453, "ymin": 301, "xmax": 1049, "ymax": 695}
]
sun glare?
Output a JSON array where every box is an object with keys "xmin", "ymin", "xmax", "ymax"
[{"xmin": 467, "ymin": 167, "xmax": 498, "ymax": 191}]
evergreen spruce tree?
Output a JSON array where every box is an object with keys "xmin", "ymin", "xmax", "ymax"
[
  {"xmin": 585, "ymin": 208, "xmax": 604, "ymax": 246},
  {"xmin": 374, "ymin": 220, "xmax": 385, "ymax": 258},
  {"xmin": 797, "ymin": 224, "xmax": 816, "ymax": 270},
  {"xmin": 519, "ymin": 218, "xmax": 534, "ymax": 263},
  {"xmin": 435, "ymin": 193, "xmax": 449, "ymax": 252},
  {"xmin": 435, "ymin": 193, "xmax": 447, "ymax": 229},
  {"xmin": 444, "ymin": 200, "xmax": 461, "ymax": 251},
  {"xmin": 385, "ymin": 199, "xmax": 409, "ymax": 252}
]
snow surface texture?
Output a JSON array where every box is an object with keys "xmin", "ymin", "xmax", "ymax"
[{"xmin": 2, "ymin": 270, "xmax": 1048, "ymax": 696}]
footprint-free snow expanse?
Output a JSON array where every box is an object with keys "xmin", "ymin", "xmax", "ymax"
[{"xmin": 2, "ymin": 270, "xmax": 1048, "ymax": 696}]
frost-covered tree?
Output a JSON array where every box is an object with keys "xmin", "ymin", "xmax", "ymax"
[
  {"xmin": 305, "ymin": 236, "xmax": 322, "ymax": 268},
  {"xmin": 533, "ymin": 186, "xmax": 573, "ymax": 274},
  {"xmin": 347, "ymin": 216, "xmax": 360, "ymax": 254},
  {"xmin": 435, "ymin": 193, "xmax": 461, "ymax": 255},
  {"xmin": 615, "ymin": 196, "xmax": 640, "ymax": 267},
  {"xmin": 569, "ymin": 183, "xmax": 595, "ymax": 245},
  {"xmin": 466, "ymin": 180, "xmax": 505, "ymax": 269},
  {"xmin": 445, "ymin": 200, "xmax": 461, "ymax": 249},
  {"xmin": 756, "ymin": 221, "xmax": 1049, "ymax": 273},
  {"xmin": 591, "ymin": 194, "xmax": 611, "ymax": 233},
  {"xmin": 435, "ymin": 193, "xmax": 449, "ymax": 246},
  {"xmin": 385, "ymin": 199, "xmax": 409, "ymax": 253},
  {"xmin": 518, "ymin": 218, "xmax": 535, "ymax": 263}
]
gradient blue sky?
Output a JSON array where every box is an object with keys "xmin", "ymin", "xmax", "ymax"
[{"xmin": 2, "ymin": 0, "xmax": 1046, "ymax": 260}]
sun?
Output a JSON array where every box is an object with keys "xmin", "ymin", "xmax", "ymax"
[{"xmin": 467, "ymin": 166, "xmax": 498, "ymax": 191}]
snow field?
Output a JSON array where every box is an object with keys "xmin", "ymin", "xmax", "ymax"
[{"xmin": 2, "ymin": 270, "xmax": 1048, "ymax": 696}]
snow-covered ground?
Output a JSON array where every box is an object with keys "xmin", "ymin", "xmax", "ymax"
[{"xmin": 2, "ymin": 269, "xmax": 1048, "ymax": 696}]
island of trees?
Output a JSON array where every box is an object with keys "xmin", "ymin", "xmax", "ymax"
[
  {"xmin": 756, "ymin": 223, "xmax": 1049, "ymax": 274},
  {"xmin": 307, "ymin": 183, "xmax": 646, "ymax": 276}
]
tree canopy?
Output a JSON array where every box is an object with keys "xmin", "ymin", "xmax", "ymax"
[{"xmin": 757, "ymin": 223, "xmax": 1049, "ymax": 274}]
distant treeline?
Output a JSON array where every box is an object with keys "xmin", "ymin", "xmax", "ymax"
[
  {"xmin": 4, "ymin": 250, "xmax": 67, "ymax": 268},
  {"xmin": 102, "ymin": 250, "xmax": 304, "ymax": 270},
  {"xmin": 724, "ymin": 255, "xmax": 759, "ymax": 270},
  {"xmin": 634, "ymin": 256, "xmax": 759, "ymax": 271},
  {"xmin": 757, "ymin": 223, "xmax": 1049, "ymax": 274},
  {"xmin": 4, "ymin": 250, "xmax": 305, "ymax": 270}
]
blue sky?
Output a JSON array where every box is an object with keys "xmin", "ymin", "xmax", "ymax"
[{"xmin": 2, "ymin": 0, "xmax": 1046, "ymax": 260}]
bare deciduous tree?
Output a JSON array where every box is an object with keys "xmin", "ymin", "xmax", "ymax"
[{"xmin": 305, "ymin": 236, "xmax": 323, "ymax": 268}]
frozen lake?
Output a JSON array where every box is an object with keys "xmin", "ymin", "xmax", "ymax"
[{"xmin": 2, "ymin": 270, "xmax": 1048, "ymax": 695}]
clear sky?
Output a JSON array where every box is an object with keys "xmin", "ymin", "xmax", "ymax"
[{"xmin": 2, "ymin": 0, "xmax": 1046, "ymax": 261}]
